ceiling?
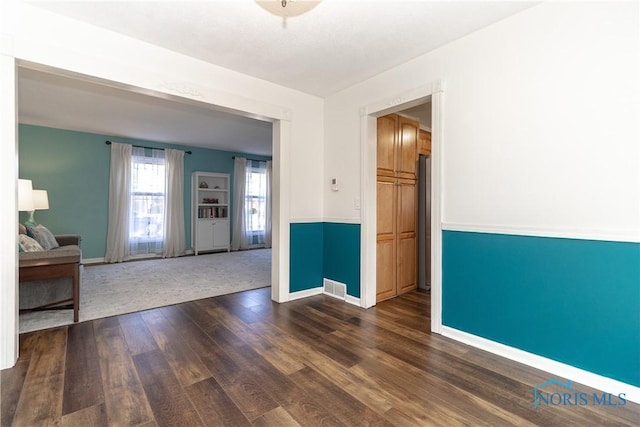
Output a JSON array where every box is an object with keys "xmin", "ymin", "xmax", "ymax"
[
  {"xmin": 19, "ymin": 68, "xmax": 275, "ymax": 156},
  {"xmin": 19, "ymin": 0, "xmax": 537, "ymax": 154}
]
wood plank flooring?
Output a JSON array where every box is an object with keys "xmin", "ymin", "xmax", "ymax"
[{"xmin": 2, "ymin": 288, "xmax": 638, "ymax": 426}]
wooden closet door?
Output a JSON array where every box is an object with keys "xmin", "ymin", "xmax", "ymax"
[
  {"xmin": 376, "ymin": 176, "xmax": 396, "ymax": 302},
  {"xmin": 377, "ymin": 115, "xmax": 397, "ymax": 177},
  {"xmin": 396, "ymin": 116, "xmax": 419, "ymax": 179},
  {"xmin": 397, "ymin": 178, "xmax": 417, "ymax": 294}
]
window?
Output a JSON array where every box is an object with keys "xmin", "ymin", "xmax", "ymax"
[
  {"xmin": 129, "ymin": 148, "xmax": 165, "ymax": 255},
  {"xmin": 244, "ymin": 161, "xmax": 267, "ymax": 244}
]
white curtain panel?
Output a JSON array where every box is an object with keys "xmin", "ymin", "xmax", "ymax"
[
  {"xmin": 163, "ymin": 148, "xmax": 186, "ymax": 258},
  {"xmin": 231, "ymin": 157, "xmax": 248, "ymax": 251},
  {"xmin": 265, "ymin": 160, "xmax": 272, "ymax": 248},
  {"xmin": 105, "ymin": 142, "xmax": 132, "ymax": 263}
]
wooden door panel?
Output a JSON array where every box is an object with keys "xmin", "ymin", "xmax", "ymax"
[
  {"xmin": 397, "ymin": 236, "xmax": 417, "ymax": 294},
  {"xmin": 376, "ymin": 178, "xmax": 396, "ymax": 236},
  {"xmin": 397, "ymin": 179, "xmax": 416, "ymax": 235},
  {"xmin": 376, "ymin": 115, "xmax": 397, "ymax": 177},
  {"xmin": 376, "ymin": 239, "xmax": 396, "ymax": 302}
]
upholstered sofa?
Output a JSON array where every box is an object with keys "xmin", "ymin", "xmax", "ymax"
[{"xmin": 19, "ymin": 233, "xmax": 82, "ymax": 322}]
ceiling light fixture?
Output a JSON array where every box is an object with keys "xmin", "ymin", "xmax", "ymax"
[{"xmin": 256, "ymin": 0, "xmax": 321, "ymax": 27}]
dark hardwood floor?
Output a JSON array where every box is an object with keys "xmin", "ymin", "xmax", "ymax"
[{"xmin": 2, "ymin": 288, "xmax": 638, "ymax": 426}]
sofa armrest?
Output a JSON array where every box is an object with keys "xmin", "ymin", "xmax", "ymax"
[
  {"xmin": 55, "ymin": 234, "xmax": 81, "ymax": 247},
  {"xmin": 19, "ymin": 245, "xmax": 81, "ymax": 268}
]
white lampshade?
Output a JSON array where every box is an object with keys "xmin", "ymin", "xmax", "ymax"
[
  {"xmin": 18, "ymin": 179, "xmax": 34, "ymax": 211},
  {"xmin": 32, "ymin": 190, "xmax": 49, "ymax": 210}
]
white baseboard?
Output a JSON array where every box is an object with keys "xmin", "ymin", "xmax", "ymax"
[
  {"xmin": 287, "ymin": 286, "xmax": 361, "ymax": 309},
  {"xmin": 345, "ymin": 295, "xmax": 361, "ymax": 307},
  {"xmin": 83, "ymin": 250, "xmax": 195, "ymax": 266},
  {"xmin": 441, "ymin": 326, "xmax": 640, "ymax": 404},
  {"xmin": 287, "ymin": 287, "xmax": 323, "ymax": 301}
]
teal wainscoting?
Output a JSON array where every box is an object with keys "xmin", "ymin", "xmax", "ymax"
[
  {"xmin": 443, "ymin": 230, "xmax": 640, "ymax": 386},
  {"xmin": 289, "ymin": 222, "xmax": 361, "ymax": 298},
  {"xmin": 323, "ymin": 222, "xmax": 361, "ymax": 298},
  {"xmin": 289, "ymin": 222, "xmax": 324, "ymax": 293}
]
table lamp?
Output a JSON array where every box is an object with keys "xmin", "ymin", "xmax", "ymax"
[{"xmin": 25, "ymin": 189, "xmax": 49, "ymax": 227}]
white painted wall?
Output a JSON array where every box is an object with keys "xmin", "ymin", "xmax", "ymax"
[
  {"xmin": 0, "ymin": 0, "xmax": 324, "ymax": 368},
  {"xmin": 325, "ymin": 1, "xmax": 640, "ymax": 242}
]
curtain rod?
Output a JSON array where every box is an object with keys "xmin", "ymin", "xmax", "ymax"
[
  {"xmin": 232, "ymin": 156, "xmax": 269, "ymax": 163},
  {"xmin": 105, "ymin": 140, "xmax": 192, "ymax": 155}
]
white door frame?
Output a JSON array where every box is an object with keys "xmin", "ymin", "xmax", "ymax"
[
  {"xmin": 0, "ymin": 55, "xmax": 19, "ymax": 369},
  {"xmin": 359, "ymin": 81, "xmax": 444, "ymax": 334}
]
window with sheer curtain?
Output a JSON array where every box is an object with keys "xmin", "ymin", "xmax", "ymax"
[
  {"xmin": 245, "ymin": 161, "xmax": 267, "ymax": 245},
  {"xmin": 105, "ymin": 142, "xmax": 186, "ymax": 263},
  {"xmin": 231, "ymin": 157, "xmax": 272, "ymax": 251},
  {"xmin": 129, "ymin": 147, "xmax": 165, "ymax": 255}
]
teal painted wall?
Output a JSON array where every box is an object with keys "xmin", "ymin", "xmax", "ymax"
[
  {"xmin": 289, "ymin": 222, "xmax": 361, "ymax": 298},
  {"xmin": 323, "ymin": 223, "xmax": 361, "ymax": 298},
  {"xmin": 18, "ymin": 124, "xmax": 270, "ymax": 259},
  {"xmin": 443, "ymin": 230, "xmax": 640, "ymax": 386},
  {"xmin": 289, "ymin": 223, "xmax": 324, "ymax": 293}
]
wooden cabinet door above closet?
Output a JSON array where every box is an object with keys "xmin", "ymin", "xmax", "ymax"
[
  {"xmin": 377, "ymin": 114, "xmax": 397, "ymax": 177},
  {"xmin": 376, "ymin": 114, "xmax": 419, "ymax": 180},
  {"xmin": 396, "ymin": 116, "xmax": 419, "ymax": 179}
]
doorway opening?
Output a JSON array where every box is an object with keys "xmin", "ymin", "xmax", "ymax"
[
  {"xmin": 14, "ymin": 62, "xmax": 287, "ymax": 332},
  {"xmin": 360, "ymin": 81, "xmax": 443, "ymax": 334}
]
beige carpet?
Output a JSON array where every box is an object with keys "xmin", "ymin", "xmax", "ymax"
[{"xmin": 19, "ymin": 249, "xmax": 271, "ymax": 334}]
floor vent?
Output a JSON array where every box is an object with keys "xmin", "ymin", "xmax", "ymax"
[{"xmin": 323, "ymin": 278, "xmax": 346, "ymax": 300}]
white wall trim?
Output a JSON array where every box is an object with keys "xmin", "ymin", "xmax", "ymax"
[
  {"xmin": 0, "ymin": 53, "xmax": 18, "ymax": 370},
  {"xmin": 288, "ymin": 287, "xmax": 323, "ymax": 301},
  {"xmin": 289, "ymin": 217, "xmax": 362, "ymax": 224},
  {"xmin": 289, "ymin": 217, "xmax": 324, "ymax": 224},
  {"xmin": 361, "ymin": 82, "xmax": 439, "ymax": 117},
  {"xmin": 442, "ymin": 222, "xmax": 640, "ymax": 244},
  {"xmin": 360, "ymin": 114, "xmax": 377, "ymax": 309},
  {"xmin": 441, "ymin": 326, "xmax": 640, "ymax": 405},
  {"xmin": 429, "ymin": 83, "xmax": 444, "ymax": 335},
  {"xmin": 271, "ymin": 119, "xmax": 290, "ymax": 304},
  {"xmin": 323, "ymin": 217, "xmax": 361, "ymax": 225}
]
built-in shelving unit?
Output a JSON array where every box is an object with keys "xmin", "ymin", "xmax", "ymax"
[{"xmin": 191, "ymin": 172, "xmax": 230, "ymax": 255}]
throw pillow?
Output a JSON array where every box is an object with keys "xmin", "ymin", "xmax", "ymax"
[
  {"xmin": 18, "ymin": 224, "xmax": 27, "ymax": 235},
  {"xmin": 18, "ymin": 234, "xmax": 44, "ymax": 252},
  {"xmin": 27, "ymin": 224, "xmax": 59, "ymax": 250}
]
